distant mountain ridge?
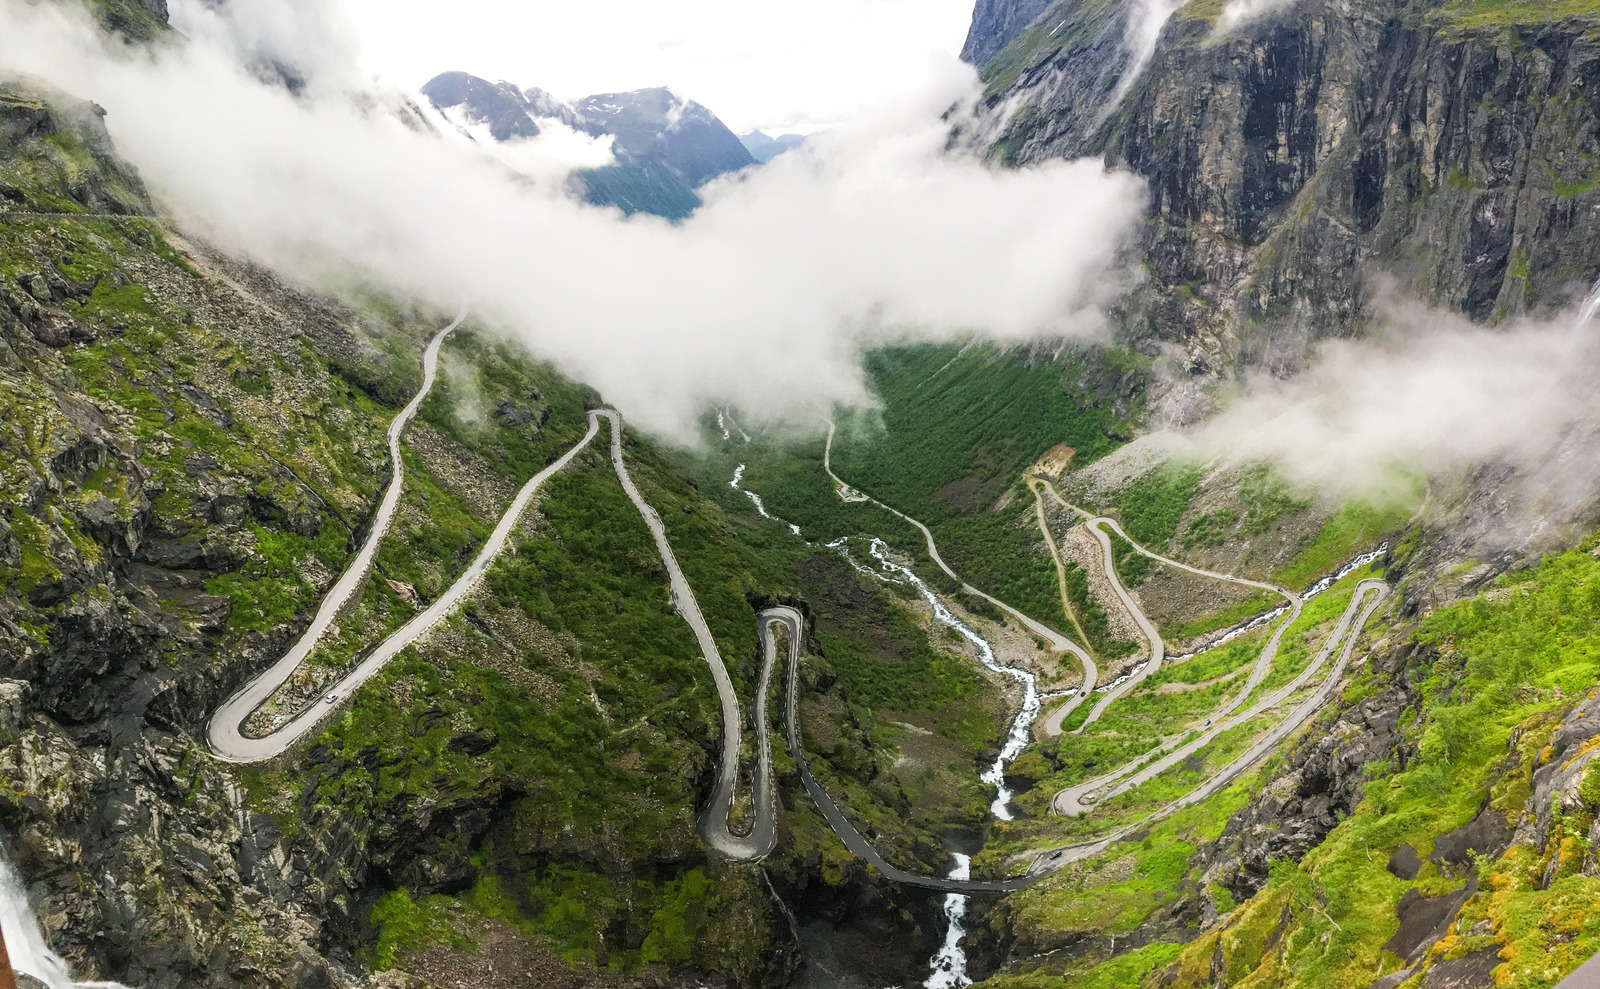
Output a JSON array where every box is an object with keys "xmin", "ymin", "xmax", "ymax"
[
  {"xmin": 420, "ymin": 71, "xmax": 754, "ymax": 219},
  {"xmin": 739, "ymin": 130, "xmax": 807, "ymax": 164}
]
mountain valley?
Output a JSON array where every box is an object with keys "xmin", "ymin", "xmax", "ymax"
[{"xmin": 0, "ymin": 0, "xmax": 1599, "ymax": 987}]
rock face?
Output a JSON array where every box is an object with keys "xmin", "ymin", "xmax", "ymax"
[
  {"xmin": 420, "ymin": 71, "xmax": 547, "ymax": 142},
  {"xmin": 420, "ymin": 72, "xmax": 755, "ymax": 218},
  {"xmin": 972, "ymin": 0, "xmax": 1600, "ymax": 376},
  {"xmin": 1186, "ymin": 637, "xmax": 1421, "ymax": 903},
  {"xmin": 0, "ymin": 79, "xmax": 152, "ymax": 215},
  {"xmin": 961, "ymin": 0, "xmax": 1054, "ymax": 64},
  {"xmin": 574, "ymin": 87, "xmax": 755, "ymax": 188},
  {"xmin": 0, "ymin": 70, "xmax": 951, "ymax": 989}
]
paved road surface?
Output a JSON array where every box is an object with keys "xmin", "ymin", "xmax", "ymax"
[
  {"xmin": 210, "ymin": 309, "xmax": 479, "ymax": 761},
  {"xmin": 600, "ymin": 411, "xmax": 774, "ymax": 861},
  {"xmin": 1054, "ymin": 579, "xmax": 1388, "ymax": 815},
  {"xmin": 1034, "ymin": 480, "xmax": 1301, "ymax": 735},
  {"xmin": 1028, "ymin": 482, "xmax": 1101, "ymax": 735},
  {"xmin": 204, "ymin": 368, "xmax": 1392, "ymax": 894},
  {"xmin": 1031, "ymin": 579, "xmax": 1390, "ymax": 870},
  {"xmin": 210, "ymin": 412, "xmax": 602, "ymax": 762},
  {"xmin": 821, "ymin": 424, "xmax": 1096, "ymax": 689},
  {"xmin": 762, "ymin": 607, "xmax": 1035, "ymax": 891}
]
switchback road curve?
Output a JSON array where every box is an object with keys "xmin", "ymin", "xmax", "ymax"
[
  {"xmin": 821, "ymin": 424, "xmax": 1098, "ymax": 716},
  {"xmin": 203, "ymin": 326, "xmax": 1391, "ymax": 892}
]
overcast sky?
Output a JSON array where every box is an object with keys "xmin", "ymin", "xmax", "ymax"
[{"xmin": 339, "ymin": 0, "xmax": 979, "ymax": 133}]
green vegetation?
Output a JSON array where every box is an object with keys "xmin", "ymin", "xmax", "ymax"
[
  {"xmin": 370, "ymin": 889, "xmax": 468, "ymax": 970},
  {"xmin": 827, "ymin": 343, "xmax": 1142, "ymax": 630},
  {"xmin": 1428, "ymin": 0, "xmax": 1600, "ymax": 29},
  {"xmin": 1115, "ymin": 462, "xmax": 1202, "ymax": 552},
  {"xmin": 976, "ymin": 765, "xmax": 1268, "ymax": 984},
  {"xmin": 979, "ymin": 0, "xmax": 1121, "ymax": 96},
  {"xmin": 1141, "ymin": 633, "xmax": 1262, "ymax": 689},
  {"xmin": 1163, "ymin": 590, "xmax": 1278, "ymax": 642},
  {"xmin": 1182, "ymin": 506, "xmax": 1237, "ymax": 549},
  {"xmin": 1273, "ymin": 491, "xmax": 1417, "ymax": 590},
  {"xmin": 204, "ymin": 521, "xmax": 351, "ymax": 631},
  {"xmin": 1162, "ymin": 539, "xmax": 1600, "ymax": 989},
  {"xmin": 816, "ymin": 614, "xmax": 983, "ymax": 712},
  {"xmin": 1236, "ymin": 464, "xmax": 1311, "ymax": 535},
  {"xmin": 419, "ymin": 330, "xmax": 597, "ymax": 479},
  {"xmin": 1107, "ymin": 529, "xmax": 1153, "ymax": 587},
  {"xmin": 1175, "ymin": 0, "xmax": 1229, "ymax": 24},
  {"xmin": 1063, "ymin": 556, "xmax": 1138, "ymax": 657},
  {"xmin": 289, "ymin": 420, "xmax": 1005, "ymax": 977}
]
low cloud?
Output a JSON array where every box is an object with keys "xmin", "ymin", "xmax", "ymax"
[
  {"xmin": 167, "ymin": 0, "xmax": 363, "ymax": 94},
  {"xmin": 1190, "ymin": 294, "xmax": 1600, "ymax": 517},
  {"xmin": 1215, "ymin": 0, "xmax": 1298, "ymax": 34},
  {"xmin": 0, "ymin": 0, "xmax": 1148, "ymax": 439}
]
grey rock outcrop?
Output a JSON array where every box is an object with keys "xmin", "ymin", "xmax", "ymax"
[
  {"xmin": 420, "ymin": 72, "xmax": 755, "ymax": 218},
  {"xmin": 962, "ymin": 0, "xmax": 1053, "ymax": 65},
  {"xmin": 0, "ymin": 78, "xmax": 152, "ymax": 215},
  {"xmin": 974, "ymin": 0, "xmax": 1600, "ymax": 376},
  {"xmin": 419, "ymin": 71, "xmax": 545, "ymax": 142}
]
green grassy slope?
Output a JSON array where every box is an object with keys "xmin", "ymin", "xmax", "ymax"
[{"xmin": 827, "ymin": 342, "xmax": 1142, "ymax": 629}]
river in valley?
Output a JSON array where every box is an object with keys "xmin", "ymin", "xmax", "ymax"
[{"xmin": 731, "ymin": 464, "xmax": 1044, "ymax": 986}]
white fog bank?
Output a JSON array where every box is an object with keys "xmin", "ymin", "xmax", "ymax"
[
  {"xmin": 0, "ymin": 0, "xmax": 1149, "ymax": 438},
  {"xmin": 1191, "ymin": 295, "xmax": 1600, "ymax": 513}
]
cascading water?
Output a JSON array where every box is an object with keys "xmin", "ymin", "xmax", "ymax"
[
  {"xmin": 1165, "ymin": 544, "xmax": 1388, "ymax": 664},
  {"xmin": 866, "ymin": 540, "xmax": 1041, "ymax": 821},
  {"xmin": 1106, "ymin": 0, "xmax": 1184, "ymax": 106},
  {"xmin": 1579, "ymin": 277, "xmax": 1600, "ymax": 324},
  {"xmin": 0, "ymin": 854, "xmax": 129, "ymax": 988},
  {"xmin": 731, "ymin": 450, "xmax": 1040, "ymax": 985},
  {"xmin": 858, "ymin": 539, "xmax": 1043, "ymax": 987},
  {"xmin": 922, "ymin": 854, "xmax": 973, "ymax": 989},
  {"xmin": 730, "ymin": 464, "xmax": 803, "ymax": 538}
]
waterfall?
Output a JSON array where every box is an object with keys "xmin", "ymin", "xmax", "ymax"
[
  {"xmin": 1580, "ymin": 277, "xmax": 1600, "ymax": 325},
  {"xmin": 922, "ymin": 854, "xmax": 972, "ymax": 989},
  {"xmin": 730, "ymin": 464, "xmax": 803, "ymax": 538},
  {"xmin": 0, "ymin": 855, "xmax": 130, "ymax": 988},
  {"xmin": 1106, "ymin": 0, "xmax": 1184, "ymax": 106}
]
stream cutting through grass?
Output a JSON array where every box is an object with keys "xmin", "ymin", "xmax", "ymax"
[{"xmin": 730, "ymin": 463, "xmax": 1041, "ymax": 985}]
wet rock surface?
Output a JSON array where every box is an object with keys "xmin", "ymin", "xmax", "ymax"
[
  {"xmin": 975, "ymin": 0, "xmax": 1600, "ymax": 433},
  {"xmin": 1385, "ymin": 882, "xmax": 1475, "ymax": 962},
  {"xmin": 1196, "ymin": 643, "xmax": 1418, "ymax": 901}
]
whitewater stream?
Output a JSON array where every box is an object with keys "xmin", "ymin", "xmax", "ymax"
[
  {"xmin": 728, "ymin": 451, "xmax": 1046, "ymax": 984},
  {"xmin": 731, "ymin": 464, "xmax": 803, "ymax": 538},
  {"xmin": 0, "ymin": 854, "xmax": 128, "ymax": 988},
  {"xmin": 865, "ymin": 540, "xmax": 1041, "ymax": 821},
  {"xmin": 923, "ymin": 854, "xmax": 973, "ymax": 989},
  {"xmin": 863, "ymin": 540, "xmax": 1043, "ymax": 989}
]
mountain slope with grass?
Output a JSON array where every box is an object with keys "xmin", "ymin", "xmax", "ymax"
[{"xmin": 0, "ymin": 66, "xmax": 1010, "ymax": 989}]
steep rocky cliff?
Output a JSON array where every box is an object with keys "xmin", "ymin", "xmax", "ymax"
[
  {"xmin": 968, "ymin": 0, "xmax": 1600, "ymax": 378},
  {"xmin": 961, "ymin": 0, "xmax": 1056, "ymax": 65}
]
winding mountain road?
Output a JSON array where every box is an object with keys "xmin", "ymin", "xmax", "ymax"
[
  {"xmin": 761, "ymin": 607, "xmax": 1033, "ymax": 891},
  {"xmin": 209, "ymin": 307, "xmax": 481, "ymax": 762},
  {"xmin": 600, "ymin": 411, "xmax": 773, "ymax": 861},
  {"xmin": 1033, "ymin": 480, "xmax": 1302, "ymax": 735},
  {"xmin": 203, "ymin": 330, "xmax": 1391, "ymax": 892},
  {"xmin": 1029, "ymin": 579, "xmax": 1388, "ymax": 872},
  {"xmin": 821, "ymin": 424, "xmax": 1097, "ymax": 699},
  {"xmin": 1054, "ymin": 578, "xmax": 1388, "ymax": 815},
  {"xmin": 1073, "ymin": 517, "xmax": 1167, "ymax": 728},
  {"xmin": 1028, "ymin": 482, "xmax": 1102, "ymax": 736}
]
